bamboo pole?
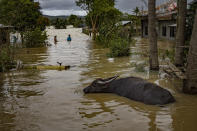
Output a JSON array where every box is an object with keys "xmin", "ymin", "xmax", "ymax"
[{"xmin": 22, "ymin": 65, "xmax": 70, "ymax": 70}]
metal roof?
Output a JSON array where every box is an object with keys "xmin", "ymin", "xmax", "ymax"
[
  {"xmin": 121, "ymin": 21, "xmax": 131, "ymax": 25},
  {"xmin": 189, "ymin": 0, "xmax": 197, "ymax": 4},
  {"xmin": 115, "ymin": 21, "xmax": 132, "ymax": 26},
  {"xmin": 0, "ymin": 24, "xmax": 14, "ymax": 28},
  {"xmin": 168, "ymin": 24, "xmax": 177, "ymax": 27}
]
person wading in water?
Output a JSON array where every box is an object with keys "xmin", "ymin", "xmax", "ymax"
[
  {"xmin": 54, "ymin": 35, "xmax": 58, "ymax": 44},
  {"xmin": 67, "ymin": 34, "xmax": 72, "ymax": 47},
  {"xmin": 67, "ymin": 34, "xmax": 72, "ymax": 42}
]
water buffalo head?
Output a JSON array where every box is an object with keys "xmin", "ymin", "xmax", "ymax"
[{"xmin": 83, "ymin": 76, "xmax": 119, "ymax": 93}]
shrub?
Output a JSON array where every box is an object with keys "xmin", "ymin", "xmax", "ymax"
[
  {"xmin": 0, "ymin": 45, "xmax": 16, "ymax": 72},
  {"xmin": 24, "ymin": 28, "xmax": 47, "ymax": 48},
  {"xmin": 82, "ymin": 28, "xmax": 89, "ymax": 35},
  {"xmin": 108, "ymin": 38, "xmax": 131, "ymax": 57},
  {"xmin": 165, "ymin": 49, "xmax": 175, "ymax": 62},
  {"xmin": 95, "ymin": 34, "xmax": 110, "ymax": 47}
]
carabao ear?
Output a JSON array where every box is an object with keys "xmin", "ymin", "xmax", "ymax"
[{"xmin": 97, "ymin": 75, "xmax": 119, "ymax": 85}]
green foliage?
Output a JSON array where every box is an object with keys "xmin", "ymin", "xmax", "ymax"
[
  {"xmin": 0, "ymin": 0, "xmax": 48, "ymax": 71},
  {"xmin": 95, "ymin": 7, "xmax": 122, "ymax": 46},
  {"xmin": 52, "ymin": 18, "xmax": 67, "ymax": 29},
  {"xmin": 24, "ymin": 28, "xmax": 47, "ymax": 48},
  {"xmin": 77, "ymin": 0, "xmax": 131, "ymax": 57},
  {"xmin": 96, "ymin": 23, "xmax": 120, "ymax": 47},
  {"xmin": 0, "ymin": 45, "xmax": 16, "ymax": 72},
  {"xmin": 108, "ymin": 38, "xmax": 131, "ymax": 57},
  {"xmin": 133, "ymin": 7, "xmax": 140, "ymax": 16},
  {"xmin": 51, "ymin": 15, "xmax": 83, "ymax": 29},
  {"xmin": 37, "ymin": 16, "xmax": 50, "ymax": 31},
  {"xmin": 82, "ymin": 28, "xmax": 89, "ymax": 35},
  {"xmin": 68, "ymin": 15, "xmax": 82, "ymax": 27},
  {"xmin": 127, "ymin": 14, "xmax": 141, "ymax": 36},
  {"xmin": 76, "ymin": 0, "xmax": 116, "ymax": 39},
  {"xmin": 95, "ymin": 34, "xmax": 110, "ymax": 47},
  {"xmin": 0, "ymin": 0, "xmax": 47, "ymax": 46},
  {"xmin": 165, "ymin": 49, "xmax": 175, "ymax": 62},
  {"xmin": 0, "ymin": 0, "xmax": 42, "ymax": 32}
]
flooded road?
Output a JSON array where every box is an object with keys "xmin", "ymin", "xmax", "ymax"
[{"xmin": 1, "ymin": 27, "xmax": 197, "ymax": 131}]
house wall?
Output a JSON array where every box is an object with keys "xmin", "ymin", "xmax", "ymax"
[
  {"xmin": 141, "ymin": 20, "xmax": 148, "ymax": 38},
  {"xmin": 10, "ymin": 32, "xmax": 22, "ymax": 44},
  {"xmin": 141, "ymin": 19, "xmax": 176, "ymax": 41},
  {"xmin": 0, "ymin": 28, "xmax": 22, "ymax": 45},
  {"xmin": 158, "ymin": 20, "xmax": 176, "ymax": 40}
]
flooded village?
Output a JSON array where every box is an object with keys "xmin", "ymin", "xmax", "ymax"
[{"xmin": 0, "ymin": 0, "xmax": 197, "ymax": 131}]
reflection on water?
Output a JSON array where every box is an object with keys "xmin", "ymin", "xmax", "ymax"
[{"xmin": 0, "ymin": 28, "xmax": 197, "ymax": 131}]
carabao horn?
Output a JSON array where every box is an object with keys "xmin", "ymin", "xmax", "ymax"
[{"xmin": 97, "ymin": 75, "xmax": 119, "ymax": 85}]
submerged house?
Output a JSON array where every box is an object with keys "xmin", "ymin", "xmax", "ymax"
[
  {"xmin": 116, "ymin": 21, "xmax": 132, "ymax": 39},
  {"xmin": 141, "ymin": 11, "xmax": 177, "ymax": 41},
  {"xmin": 141, "ymin": 1, "xmax": 177, "ymax": 41},
  {"xmin": 0, "ymin": 24, "xmax": 13, "ymax": 44},
  {"xmin": 0, "ymin": 24, "xmax": 21, "ymax": 44}
]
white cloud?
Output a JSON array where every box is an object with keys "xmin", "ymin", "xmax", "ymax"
[
  {"xmin": 39, "ymin": 0, "xmax": 194, "ymax": 16},
  {"xmin": 41, "ymin": 9, "xmax": 87, "ymax": 16}
]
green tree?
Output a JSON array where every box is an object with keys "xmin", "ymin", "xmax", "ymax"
[
  {"xmin": 64, "ymin": 19, "xmax": 68, "ymax": 26},
  {"xmin": 55, "ymin": 18, "xmax": 61, "ymax": 29},
  {"xmin": 96, "ymin": 7, "xmax": 122, "ymax": 45},
  {"xmin": 24, "ymin": 28, "xmax": 47, "ymax": 48},
  {"xmin": 0, "ymin": 45, "xmax": 16, "ymax": 72},
  {"xmin": 132, "ymin": 7, "xmax": 140, "ymax": 35},
  {"xmin": 0, "ymin": 0, "xmax": 41, "ymax": 31},
  {"xmin": 133, "ymin": 7, "xmax": 140, "ymax": 16},
  {"xmin": 68, "ymin": 14, "xmax": 81, "ymax": 27},
  {"xmin": 0, "ymin": 0, "xmax": 44, "ymax": 44},
  {"xmin": 37, "ymin": 16, "xmax": 50, "ymax": 31},
  {"xmin": 76, "ymin": 0, "xmax": 115, "ymax": 40}
]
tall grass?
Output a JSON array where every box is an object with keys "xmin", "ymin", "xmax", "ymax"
[
  {"xmin": 0, "ymin": 45, "xmax": 16, "ymax": 72},
  {"xmin": 108, "ymin": 38, "xmax": 131, "ymax": 57},
  {"xmin": 24, "ymin": 28, "xmax": 47, "ymax": 48}
]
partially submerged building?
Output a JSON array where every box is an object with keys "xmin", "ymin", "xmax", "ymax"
[
  {"xmin": 141, "ymin": 1, "xmax": 177, "ymax": 41},
  {"xmin": 115, "ymin": 21, "xmax": 133, "ymax": 39},
  {"xmin": 0, "ymin": 24, "xmax": 13, "ymax": 44},
  {"xmin": 0, "ymin": 24, "xmax": 21, "ymax": 45},
  {"xmin": 141, "ymin": 11, "xmax": 177, "ymax": 41}
]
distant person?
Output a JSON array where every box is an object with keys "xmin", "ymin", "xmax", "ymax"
[
  {"xmin": 67, "ymin": 34, "xmax": 72, "ymax": 42},
  {"xmin": 13, "ymin": 35, "xmax": 17, "ymax": 43},
  {"xmin": 54, "ymin": 36, "xmax": 57, "ymax": 44},
  {"xmin": 89, "ymin": 29, "xmax": 92, "ymax": 37}
]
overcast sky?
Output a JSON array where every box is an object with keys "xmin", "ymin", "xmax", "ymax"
[{"xmin": 38, "ymin": 0, "xmax": 193, "ymax": 16}]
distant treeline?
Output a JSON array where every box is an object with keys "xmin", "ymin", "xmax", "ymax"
[
  {"xmin": 49, "ymin": 15, "xmax": 86, "ymax": 29},
  {"xmin": 44, "ymin": 15, "xmax": 85, "ymax": 20}
]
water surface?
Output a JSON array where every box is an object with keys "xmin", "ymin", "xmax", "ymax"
[{"xmin": 0, "ymin": 28, "xmax": 197, "ymax": 131}]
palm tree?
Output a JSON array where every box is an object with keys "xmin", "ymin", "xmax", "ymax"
[
  {"xmin": 133, "ymin": 7, "xmax": 140, "ymax": 35},
  {"xmin": 148, "ymin": 0, "xmax": 159, "ymax": 70},
  {"xmin": 133, "ymin": 7, "xmax": 140, "ymax": 16},
  {"xmin": 175, "ymin": 0, "xmax": 187, "ymax": 66},
  {"xmin": 183, "ymin": 9, "xmax": 197, "ymax": 94}
]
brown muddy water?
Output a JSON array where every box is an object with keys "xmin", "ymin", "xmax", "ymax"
[{"xmin": 0, "ymin": 28, "xmax": 197, "ymax": 131}]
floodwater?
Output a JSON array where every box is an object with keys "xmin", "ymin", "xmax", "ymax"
[{"xmin": 0, "ymin": 27, "xmax": 197, "ymax": 131}]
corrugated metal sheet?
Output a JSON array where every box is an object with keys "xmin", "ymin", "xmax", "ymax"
[{"xmin": 0, "ymin": 24, "xmax": 14, "ymax": 28}]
